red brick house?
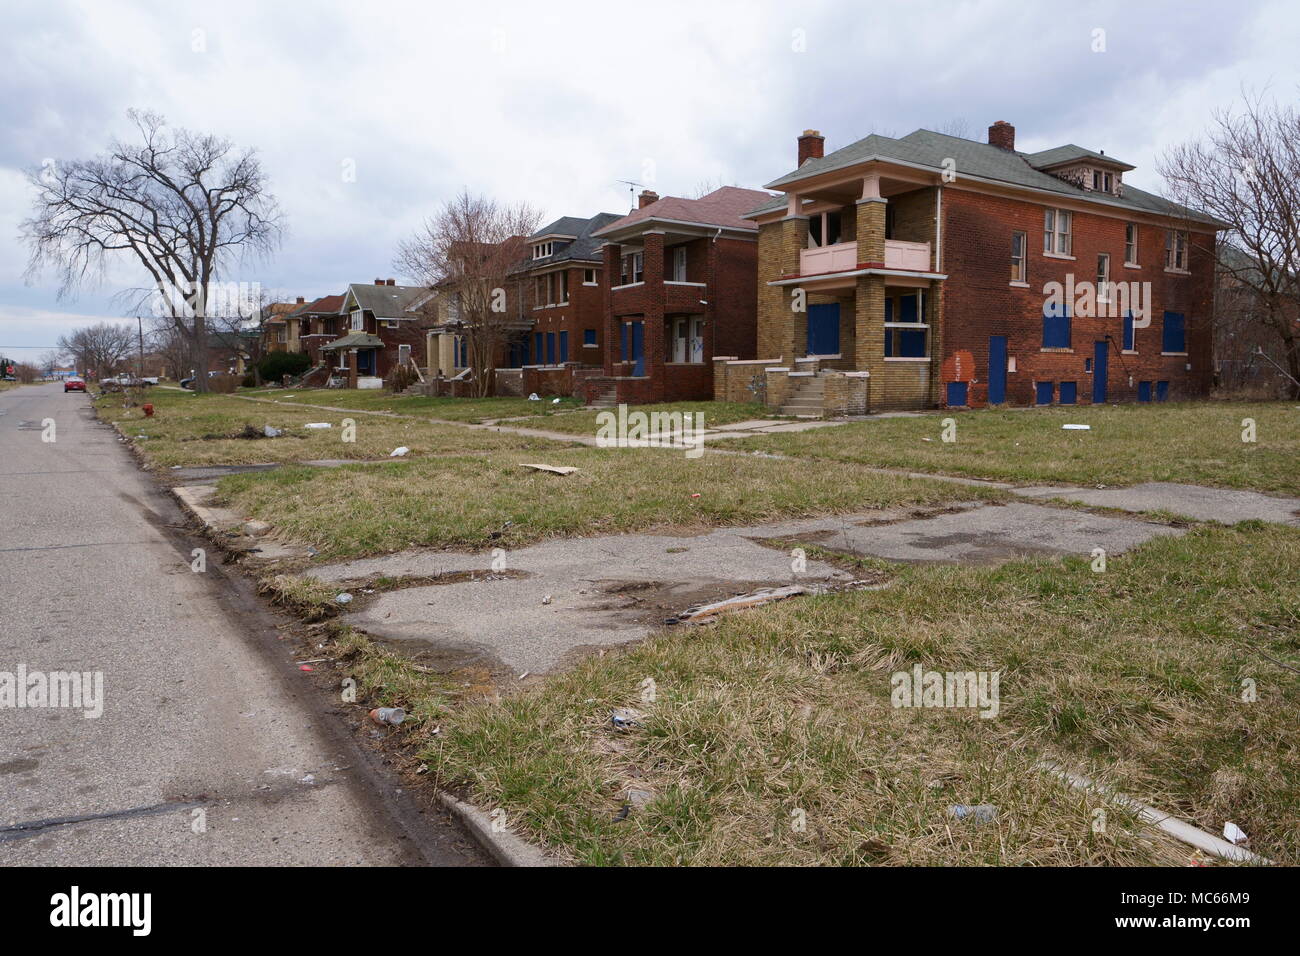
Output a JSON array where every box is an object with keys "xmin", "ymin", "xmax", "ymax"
[
  {"xmin": 585, "ymin": 186, "xmax": 769, "ymax": 404},
  {"xmin": 322, "ymin": 280, "xmax": 428, "ymax": 387},
  {"xmin": 290, "ymin": 293, "xmax": 346, "ymax": 365},
  {"xmin": 721, "ymin": 123, "xmax": 1224, "ymax": 415},
  {"xmin": 510, "ymin": 212, "xmax": 622, "ymax": 395}
]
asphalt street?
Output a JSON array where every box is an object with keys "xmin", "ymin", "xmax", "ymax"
[{"xmin": 0, "ymin": 382, "xmax": 485, "ymax": 865}]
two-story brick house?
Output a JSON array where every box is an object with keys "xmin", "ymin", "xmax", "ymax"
[
  {"xmin": 585, "ymin": 186, "xmax": 769, "ymax": 405},
  {"xmin": 512, "ymin": 212, "xmax": 622, "ymax": 394},
  {"xmin": 321, "ymin": 280, "xmax": 427, "ymax": 387},
  {"xmin": 290, "ymin": 293, "xmax": 346, "ymax": 365},
  {"xmin": 726, "ymin": 123, "xmax": 1223, "ymax": 414}
]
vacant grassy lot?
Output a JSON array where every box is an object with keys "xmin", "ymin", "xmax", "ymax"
[
  {"xmin": 95, "ymin": 388, "xmax": 557, "ymax": 468},
  {"xmin": 729, "ymin": 401, "xmax": 1300, "ymax": 495},
  {"xmin": 251, "ymin": 388, "xmax": 584, "ymax": 422},
  {"xmin": 416, "ymin": 522, "xmax": 1299, "ymax": 865},
  {"xmin": 514, "ymin": 400, "xmax": 772, "ymax": 435},
  {"xmin": 217, "ymin": 445, "xmax": 999, "ymax": 558}
]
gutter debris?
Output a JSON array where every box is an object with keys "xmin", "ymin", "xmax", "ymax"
[{"xmin": 674, "ymin": 578, "xmax": 884, "ymax": 624}]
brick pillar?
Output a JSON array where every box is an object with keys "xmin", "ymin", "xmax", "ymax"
[
  {"xmin": 854, "ymin": 275, "xmax": 886, "ymax": 408},
  {"xmin": 602, "ymin": 242, "xmax": 620, "ymax": 376},
  {"xmin": 643, "ymin": 231, "xmax": 667, "ymax": 402},
  {"xmin": 346, "ymin": 349, "xmax": 358, "ymax": 389},
  {"xmin": 856, "ymin": 197, "xmax": 887, "ymax": 265}
]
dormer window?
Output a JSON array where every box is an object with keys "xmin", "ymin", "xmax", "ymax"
[{"xmin": 533, "ymin": 241, "xmax": 555, "ymax": 260}]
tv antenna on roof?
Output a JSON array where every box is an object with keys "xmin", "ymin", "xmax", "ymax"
[{"xmin": 616, "ymin": 179, "xmax": 646, "ymax": 203}]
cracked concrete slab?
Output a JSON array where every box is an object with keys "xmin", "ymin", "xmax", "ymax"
[
  {"xmin": 310, "ymin": 500, "xmax": 1179, "ymax": 676},
  {"xmin": 1013, "ymin": 482, "xmax": 1300, "ymax": 525}
]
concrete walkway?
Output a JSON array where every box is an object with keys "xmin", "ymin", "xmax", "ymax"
[
  {"xmin": 310, "ymin": 500, "xmax": 1182, "ymax": 676},
  {"xmin": 1013, "ymin": 481, "xmax": 1300, "ymax": 525}
]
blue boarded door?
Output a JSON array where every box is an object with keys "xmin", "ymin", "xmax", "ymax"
[
  {"xmin": 807, "ymin": 304, "xmax": 840, "ymax": 355},
  {"xmin": 1059, "ymin": 381, "xmax": 1077, "ymax": 404},
  {"xmin": 1137, "ymin": 381, "xmax": 1152, "ymax": 403},
  {"xmin": 988, "ymin": 336, "xmax": 1008, "ymax": 404},
  {"xmin": 1092, "ymin": 341, "xmax": 1108, "ymax": 404},
  {"xmin": 946, "ymin": 382, "xmax": 968, "ymax": 407},
  {"xmin": 630, "ymin": 321, "xmax": 645, "ymax": 376},
  {"xmin": 1035, "ymin": 381, "xmax": 1054, "ymax": 405},
  {"xmin": 1156, "ymin": 380, "xmax": 1169, "ymax": 402}
]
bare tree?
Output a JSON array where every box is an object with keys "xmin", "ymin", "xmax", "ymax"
[
  {"xmin": 57, "ymin": 322, "xmax": 135, "ymax": 379},
  {"xmin": 21, "ymin": 110, "xmax": 283, "ymax": 392},
  {"xmin": 394, "ymin": 190, "xmax": 540, "ymax": 396},
  {"xmin": 1158, "ymin": 90, "xmax": 1300, "ymax": 396},
  {"xmin": 933, "ymin": 118, "xmax": 973, "ymax": 139}
]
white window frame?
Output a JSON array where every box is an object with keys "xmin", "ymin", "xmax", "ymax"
[
  {"xmin": 806, "ymin": 210, "xmax": 843, "ymax": 248},
  {"xmin": 1096, "ymin": 253, "xmax": 1110, "ymax": 302},
  {"xmin": 1125, "ymin": 223, "xmax": 1138, "ymax": 266},
  {"xmin": 1044, "ymin": 208, "xmax": 1072, "ymax": 257},
  {"xmin": 1011, "ymin": 230, "xmax": 1027, "ymax": 283},
  {"xmin": 672, "ymin": 246, "xmax": 687, "ymax": 282},
  {"xmin": 583, "ymin": 268, "xmax": 598, "ymax": 285},
  {"xmin": 350, "ymin": 309, "xmax": 364, "ymax": 331},
  {"xmin": 533, "ymin": 241, "xmax": 554, "ymax": 260},
  {"xmin": 1165, "ymin": 230, "xmax": 1188, "ymax": 271}
]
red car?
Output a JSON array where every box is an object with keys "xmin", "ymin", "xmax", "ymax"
[{"xmin": 64, "ymin": 377, "xmax": 86, "ymax": 393}]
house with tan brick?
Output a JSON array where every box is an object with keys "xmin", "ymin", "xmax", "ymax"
[
  {"xmin": 721, "ymin": 123, "xmax": 1224, "ymax": 415},
  {"xmin": 585, "ymin": 186, "xmax": 769, "ymax": 405}
]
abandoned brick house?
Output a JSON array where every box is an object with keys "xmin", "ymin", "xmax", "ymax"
[
  {"xmin": 321, "ymin": 280, "xmax": 427, "ymax": 388},
  {"xmin": 716, "ymin": 122, "xmax": 1224, "ymax": 415},
  {"xmin": 582, "ymin": 186, "xmax": 769, "ymax": 405}
]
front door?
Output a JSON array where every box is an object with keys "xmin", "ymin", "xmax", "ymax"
[
  {"xmin": 630, "ymin": 321, "xmax": 645, "ymax": 376},
  {"xmin": 357, "ymin": 349, "xmax": 376, "ymax": 376},
  {"xmin": 807, "ymin": 303, "xmax": 840, "ymax": 356},
  {"xmin": 1092, "ymin": 340, "xmax": 1108, "ymax": 404},
  {"xmin": 987, "ymin": 336, "xmax": 1008, "ymax": 404}
]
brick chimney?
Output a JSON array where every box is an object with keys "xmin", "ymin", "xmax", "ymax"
[
  {"xmin": 988, "ymin": 120, "xmax": 1015, "ymax": 151},
  {"xmin": 374, "ymin": 278, "xmax": 384, "ymax": 285},
  {"xmin": 296, "ymin": 296, "xmax": 305, "ymax": 304},
  {"xmin": 638, "ymin": 189, "xmax": 659, "ymax": 209},
  {"xmin": 386, "ymin": 278, "xmax": 395, "ymax": 286},
  {"xmin": 798, "ymin": 129, "xmax": 825, "ymax": 166}
]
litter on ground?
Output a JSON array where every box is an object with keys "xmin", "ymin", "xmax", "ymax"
[{"xmin": 520, "ymin": 463, "xmax": 578, "ymax": 475}]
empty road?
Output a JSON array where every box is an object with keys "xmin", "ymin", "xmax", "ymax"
[{"xmin": 0, "ymin": 382, "xmax": 485, "ymax": 865}]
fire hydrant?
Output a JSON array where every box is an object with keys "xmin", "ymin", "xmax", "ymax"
[{"xmin": 142, "ymin": 403, "xmax": 154, "ymax": 417}]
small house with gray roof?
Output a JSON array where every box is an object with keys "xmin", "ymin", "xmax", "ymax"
[
  {"xmin": 322, "ymin": 279, "xmax": 428, "ymax": 387},
  {"xmin": 727, "ymin": 121, "xmax": 1224, "ymax": 414}
]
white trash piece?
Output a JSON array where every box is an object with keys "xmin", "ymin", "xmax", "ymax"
[
  {"xmin": 552, "ymin": 397, "xmax": 561, "ymax": 404},
  {"xmin": 303, "ymin": 422, "xmax": 332, "ymax": 429},
  {"xmin": 263, "ymin": 425, "xmax": 281, "ymax": 437},
  {"xmin": 1223, "ymin": 821, "xmax": 1249, "ymax": 846},
  {"xmin": 1062, "ymin": 424, "xmax": 1091, "ymax": 431},
  {"xmin": 335, "ymin": 592, "xmax": 353, "ymax": 605},
  {"xmin": 390, "ymin": 446, "xmax": 410, "ymax": 457},
  {"xmin": 528, "ymin": 392, "xmax": 540, "ymax": 401}
]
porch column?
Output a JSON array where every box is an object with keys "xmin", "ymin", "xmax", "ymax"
[
  {"xmin": 346, "ymin": 349, "xmax": 358, "ymax": 389},
  {"xmin": 758, "ymin": 214, "xmax": 808, "ymax": 364},
  {"xmin": 643, "ymin": 231, "xmax": 667, "ymax": 401},
  {"xmin": 856, "ymin": 196, "xmax": 887, "ymax": 266},
  {"xmin": 854, "ymin": 275, "xmax": 887, "ymax": 409}
]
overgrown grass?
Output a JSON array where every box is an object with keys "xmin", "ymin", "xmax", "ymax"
[
  {"xmin": 94, "ymin": 388, "xmax": 557, "ymax": 467},
  {"xmin": 728, "ymin": 401, "xmax": 1300, "ymax": 495},
  {"xmin": 514, "ymin": 401, "xmax": 772, "ymax": 435},
  {"xmin": 256, "ymin": 389, "xmax": 584, "ymax": 422},
  {"xmin": 216, "ymin": 445, "xmax": 999, "ymax": 559},
  {"xmin": 422, "ymin": 522, "xmax": 1300, "ymax": 865}
]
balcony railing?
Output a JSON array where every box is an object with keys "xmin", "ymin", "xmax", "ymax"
[
  {"xmin": 799, "ymin": 239, "xmax": 933, "ymax": 276},
  {"xmin": 885, "ymin": 239, "xmax": 931, "ymax": 272}
]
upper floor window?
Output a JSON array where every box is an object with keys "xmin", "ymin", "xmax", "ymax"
[
  {"xmin": 1011, "ymin": 231, "xmax": 1027, "ymax": 282},
  {"xmin": 671, "ymin": 246, "xmax": 687, "ymax": 282},
  {"xmin": 533, "ymin": 241, "xmax": 554, "ymax": 260},
  {"xmin": 350, "ymin": 309, "xmax": 364, "ymax": 331},
  {"xmin": 583, "ymin": 268, "xmax": 599, "ymax": 285},
  {"xmin": 1165, "ymin": 230, "xmax": 1188, "ymax": 271},
  {"xmin": 807, "ymin": 210, "xmax": 842, "ymax": 248},
  {"xmin": 1044, "ymin": 208, "xmax": 1072, "ymax": 256},
  {"xmin": 1091, "ymin": 170, "xmax": 1114, "ymax": 193},
  {"xmin": 620, "ymin": 252, "xmax": 644, "ymax": 285},
  {"xmin": 1096, "ymin": 253, "xmax": 1110, "ymax": 301},
  {"xmin": 1124, "ymin": 223, "xmax": 1138, "ymax": 265}
]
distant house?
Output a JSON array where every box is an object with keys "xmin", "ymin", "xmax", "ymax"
[
  {"xmin": 290, "ymin": 294, "xmax": 346, "ymax": 365},
  {"xmin": 261, "ymin": 298, "xmax": 307, "ymax": 353},
  {"xmin": 586, "ymin": 186, "xmax": 768, "ymax": 404},
  {"xmin": 321, "ymin": 279, "xmax": 428, "ymax": 387}
]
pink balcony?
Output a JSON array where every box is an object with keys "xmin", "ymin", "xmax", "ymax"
[
  {"xmin": 884, "ymin": 239, "xmax": 931, "ymax": 272},
  {"xmin": 799, "ymin": 241, "xmax": 857, "ymax": 276}
]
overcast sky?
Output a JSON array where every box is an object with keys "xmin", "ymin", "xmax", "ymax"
[{"xmin": 2, "ymin": 0, "xmax": 1296, "ymax": 356}]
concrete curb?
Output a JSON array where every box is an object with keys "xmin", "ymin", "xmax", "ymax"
[{"xmin": 437, "ymin": 794, "xmax": 565, "ymax": 867}]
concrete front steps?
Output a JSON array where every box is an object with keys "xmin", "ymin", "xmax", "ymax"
[
  {"xmin": 779, "ymin": 374, "xmax": 825, "ymax": 418},
  {"xmin": 586, "ymin": 385, "xmax": 618, "ymax": 408}
]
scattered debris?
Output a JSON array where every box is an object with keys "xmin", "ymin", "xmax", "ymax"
[
  {"xmin": 369, "ymin": 707, "xmax": 406, "ymax": 727},
  {"xmin": 390, "ymin": 446, "xmax": 410, "ymax": 457},
  {"xmin": 551, "ymin": 397, "xmax": 561, "ymax": 404},
  {"xmin": 949, "ymin": 804, "xmax": 997, "ymax": 823},
  {"xmin": 263, "ymin": 425, "xmax": 281, "ymax": 438},
  {"xmin": 541, "ymin": 594, "xmax": 553, "ymax": 605},
  {"xmin": 1223, "ymin": 822, "xmax": 1249, "ymax": 846},
  {"xmin": 610, "ymin": 707, "xmax": 644, "ymax": 731},
  {"xmin": 298, "ymin": 664, "xmax": 314, "ymax": 672},
  {"xmin": 303, "ymin": 422, "xmax": 332, "ymax": 429},
  {"xmin": 335, "ymin": 592, "xmax": 353, "ymax": 604},
  {"xmin": 242, "ymin": 519, "xmax": 272, "ymax": 537},
  {"xmin": 1062, "ymin": 424, "xmax": 1091, "ymax": 431},
  {"xmin": 623, "ymin": 788, "xmax": 655, "ymax": 808},
  {"xmin": 528, "ymin": 392, "xmax": 540, "ymax": 401},
  {"xmin": 519, "ymin": 463, "xmax": 578, "ymax": 475},
  {"xmin": 300, "ymin": 773, "xmax": 316, "ymax": 785}
]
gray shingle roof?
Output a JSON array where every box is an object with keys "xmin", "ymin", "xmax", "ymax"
[
  {"xmin": 518, "ymin": 212, "xmax": 623, "ymax": 271},
  {"xmin": 345, "ymin": 283, "xmax": 426, "ymax": 319},
  {"xmin": 1025, "ymin": 144, "xmax": 1134, "ymax": 171},
  {"xmin": 752, "ymin": 128, "xmax": 1218, "ymax": 225}
]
